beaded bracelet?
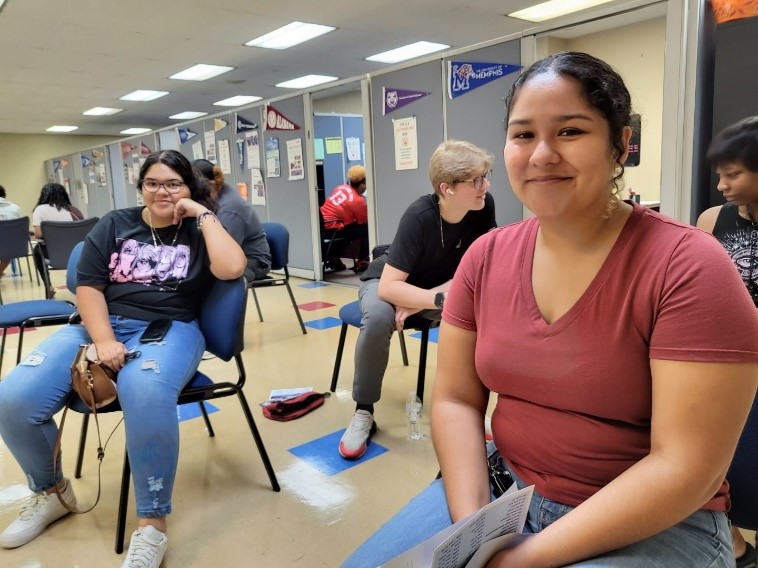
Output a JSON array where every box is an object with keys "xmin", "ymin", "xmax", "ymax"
[{"xmin": 197, "ymin": 210, "xmax": 217, "ymax": 230}]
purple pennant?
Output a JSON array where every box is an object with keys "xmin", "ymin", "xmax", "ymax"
[{"xmin": 382, "ymin": 87, "xmax": 431, "ymax": 116}]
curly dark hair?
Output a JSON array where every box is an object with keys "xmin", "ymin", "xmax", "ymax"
[
  {"xmin": 707, "ymin": 116, "xmax": 758, "ymax": 172},
  {"xmin": 505, "ymin": 52, "xmax": 633, "ymax": 194},
  {"xmin": 36, "ymin": 183, "xmax": 74, "ymax": 210},
  {"xmin": 138, "ymin": 150, "xmax": 216, "ymax": 212}
]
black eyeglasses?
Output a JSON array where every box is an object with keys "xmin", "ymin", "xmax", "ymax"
[
  {"xmin": 456, "ymin": 170, "xmax": 492, "ymax": 191},
  {"xmin": 141, "ymin": 179, "xmax": 186, "ymax": 193}
]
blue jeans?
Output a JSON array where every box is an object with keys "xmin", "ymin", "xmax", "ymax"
[
  {"xmin": 0, "ymin": 316, "xmax": 205, "ymax": 518},
  {"xmin": 342, "ymin": 459, "xmax": 733, "ymax": 567}
]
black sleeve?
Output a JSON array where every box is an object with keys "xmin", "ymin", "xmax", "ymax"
[
  {"xmin": 76, "ymin": 215, "xmax": 115, "ymax": 287},
  {"xmin": 486, "ymin": 192, "xmax": 497, "ymax": 228},
  {"xmin": 386, "ymin": 206, "xmax": 425, "ymax": 275}
]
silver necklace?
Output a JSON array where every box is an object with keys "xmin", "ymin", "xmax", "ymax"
[{"xmin": 147, "ymin": 209, "xmax": 182, "ymax": 247}]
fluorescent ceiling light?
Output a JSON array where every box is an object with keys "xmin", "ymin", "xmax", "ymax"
[
  {"xmin": 366, "ymin": 41, "xmax": 450, "ymax": 64},
  {"xmin": 170, "ymin": 64, "xmax": 234, "ymax": 81},
  {"xmin": 276, "ymin": 74, "xmax": 338, "ymax": 89},
  {"xmin": 213, "ymin": 95, "xmax": 262, "ymax": 107},
  {"xmin": 120, "ymin": 90, "xmax": 169, "ymax": 102},
  {"xmin": 83, "ymin": 106, "xmax": 123, "ymax": 116},
  {"xmin": 46, "ymin": 125, "xmax": 79, "ymax": 133},
  {"xmin": 245, "ymin": 21, "xmax": 335, "ymax": 50},
  {"xmin": 121, "ymin": 127, "xmax": 152, "ymax": 135},
  {"xmin": 169, "ymin": 111, "xmax": 208, "ymax": 120},
  {"xmin": 507, "ymin": 0, "xmax": 615, "ymax": 22}
]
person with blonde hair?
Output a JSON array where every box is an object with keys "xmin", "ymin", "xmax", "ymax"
[
  {"xmin": 338, "ymin": 140, "xmax": 496, "ymax": 460},
  {"xmin": 320, "ymin": 164, "xmax": 370, "ymax": 272}
]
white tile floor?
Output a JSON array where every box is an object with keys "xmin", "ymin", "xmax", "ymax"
[{"xmin": 0, "ymin": 268, "xmax": 442, "ymax": 567}]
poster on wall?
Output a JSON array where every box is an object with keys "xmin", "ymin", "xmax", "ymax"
[
  {"xmin": 265, "ymin": 137, "xmax": 281, "ymax": 178},
  {"xmin": 236, "ymin": 139, "xmax": 245, "ymax": 168},
  {"xmin": 217, "ymin": 139, "xmax": 232, "ymax": 174},
  {"xmin": 204, "ymin": 131, "xmax": 217, "ymax": 163},
  {"xmin": 245, "ymin": 130, "xmax": 261, "ymax": 169},
  {"xmin": 251, "ymin": 168, "xmax": 266, "ymax": 206},
  {"xmin": 192, "ymin": 141, "xmax": 203, "ymax": 160},
  {"xmin": 346, "ymin": 137, "xmax": 361, "ymax": 161},
  {"xmin": 98, "ymin": 163, "xmax": 107, "ymax": 186},
  {"xmin": 287, "ymin": 138, "xmax": 304, "ymax": 181},
  {"xmin": 393, "ymin": 116, "xmax": 418, "ymax": 170},
  {"xmin": 447, "ymin": 61, "xmax": 520, "ymax": 99}
]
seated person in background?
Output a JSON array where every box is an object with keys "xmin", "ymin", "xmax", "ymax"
[
  {"xmin": 0, "ymin": 184, "xmax": 22, "ymax": 277},
  {"xmin": 343, "ymin": 52, "xmax": 758, "ymax": 568},
  {"xmin": 338, "ymin": 140, "xmax": 496, "ymax": 460},
  {"xmin": 31, "ymin": 183, "xmax": 85, "ymax": 296},
  {"xmin": 193, "ymin": 159, "xmax": 271, "ymax": 281},
  {"xmin": 320, "ymin": 165, "xmax": 369, "ymax": 273},
  {"xmin": 0, "ymin": 150, "xmax": 246, "ymax": 568},
  {"xmin": 697, "ymin": 115, "xmax": 758, "ymax": 568}
]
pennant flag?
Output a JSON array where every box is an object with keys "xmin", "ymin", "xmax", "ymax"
[
  {"xmin": 120, "ymin": 142, "xmax": 136, "ymax": 159},
  {"xmin": 92, "ymin": 148, "xmax": 104, "ymax": 162},
  {"xmin": 382, "ymin": 87, "xmax": 431, "ymax": 116},
  {"xmin": 60, "ymin": 159, "xmax": 70, "ymax": 168},
  {"xmin": 177, "ymin": 128, "xmax": 198, "ymax": 144},
  {"xmin": 236, "ymin": 114, "xmax": 258, "ymax": 133},
  {"xmin": 53, "ymin": 160, "xmax": 61, "ymax": 171},
  {"xmin": 265, "ymin": 105, "xmax": 300, "ymax": 131},
  {"xmin": 213, "ymin": 118, "xmax": 229, "ymax": 132},
  {"xmin": 448, "ymin": 61, "xmax": 521, "ymax": 99},
  {"xmin": 140, "ymin": 142, "xmax": 152, "ymax": 156},
  {"xmin": 81, "ymin": 155, "xmax": 93, "ymax": 168}
]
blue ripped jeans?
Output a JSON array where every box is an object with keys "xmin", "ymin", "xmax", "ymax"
[
  {"xmin": 0, "ymin": 316, "xmax": 205, "ymax": 518},
  {"xmin": 342, "ymin": 451, "xmax": 733, "ymax": 567}
]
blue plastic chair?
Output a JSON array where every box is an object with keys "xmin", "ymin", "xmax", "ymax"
[
  {"xmin": 329, "ymin": 300, "xmax": 439, "ymax": 402},
  {"xmin": 74, "ymin": 276, "xmax": 280, "ymax": 553},
  {"xmin": 0, "ymin": 242, "xmax": 83, "ymax": 376},
  {"xmin": 249, "ymin": 222, "xmax": 306, "ymax": 334}
]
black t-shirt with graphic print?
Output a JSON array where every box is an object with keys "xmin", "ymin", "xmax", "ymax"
[
  {"xmin": 77, "ymin": 207, "xmax": 213, "ymax": 322},
  {"xmin": 361, "ymin": 192, "xmax": 496, "ymax": 289},
  {"xmin": 713, "ymin": 201, "xmax": 758, "ymax": 307}
]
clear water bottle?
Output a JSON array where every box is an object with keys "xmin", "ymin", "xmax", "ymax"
[{"xmin": 406, "ymin": 392, "xmax": 423, "ymax": 440}]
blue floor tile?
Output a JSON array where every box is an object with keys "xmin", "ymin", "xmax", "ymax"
[
  {"xmin": 289, "ymin": 429, "xmax": 388, "ymax": 475},
  {"xmin": 177, "ymin": 401, "xmax": 219, "ymax": 422},
  {"xmin": 299, "ymin": 281, "xmax": 330, "ymax": 289},
  {"xmin": 409, "ymin": 327, "xmax": 439, "ymax": 343},
  {"xmin": 304, "ymin": 316, "xmax": 343, "ymax": 330}
]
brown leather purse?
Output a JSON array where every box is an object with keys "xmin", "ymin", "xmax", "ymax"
[{"xmin": 53, "ymin": 344, "xmax": 120, "ymax": 513}]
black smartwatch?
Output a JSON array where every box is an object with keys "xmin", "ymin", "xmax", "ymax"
[{"xmin": 434, "ymin": 291, "xmax": 445, "ymax": 309}]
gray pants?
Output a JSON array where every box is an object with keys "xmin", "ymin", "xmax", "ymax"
[{"xmin": 353, "ymin": 279, "xmax": 440, "ymax": 404}]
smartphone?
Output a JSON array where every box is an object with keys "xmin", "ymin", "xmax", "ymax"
[{"xmin": 139, "ymin": 319, "xmax": 172, "ymax": 344}]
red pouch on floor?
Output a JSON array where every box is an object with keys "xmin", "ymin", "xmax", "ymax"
[{"xmin": 262, "ymin": 392, "xmax": 330, "ymax": 421}]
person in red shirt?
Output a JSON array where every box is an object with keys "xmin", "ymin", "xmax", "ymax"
[
  {"xmin": 320, "ymin": 165, "xmax": 369, "ymax": 272},
  {"xmin": 343, "ymin": 52, "xmax": 758, "ymax": 568}
]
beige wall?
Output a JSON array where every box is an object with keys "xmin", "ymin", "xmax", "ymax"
[
  {"xmin": 0, "ymin": 134, "xmax": 114, "ymax": 216},
  {"xmin": 566, "ymin": 18, "xmax": 666, "ymax": 203},
  {"xmin": 313, "ymin": 91, "xmax": 362, "ymax": 115}
]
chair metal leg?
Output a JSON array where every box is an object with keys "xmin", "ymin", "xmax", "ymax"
[
  {"xmin": 284, "ymin": 281, "xmax": 307, "ymax": 334},
  {"xmin": 116, "ymin": 452, "xmax": 131, "ymax": 554},
  {"xmin": 397, "ymin": 330, "xmax": 409, "ymax": 366},
  {"xmin": 25, "ymin": 256, "xmax": 34, "ymax": 284},
  {"xmin": 199, "ymin": 402, "xmax": 215, "ymax": 437},
  {"xmin": 416, "ymin": 327, "xmax": 430, "ymax": 403},
  {"xmin": 75, "ymin": 413, "xmax": 90, "ymax": 479},
  {"xmin": 0, "ymin": 328, "xmax": 6, "ymax": 375},
  {"xmin": 250, "ymin": 288, "xmax": 263, "ymax": 322},
  {"xmin": 16, "ymin": 326, "xmax": 26, "ymax": 364},
  {"xmin": 330, "ymin": 323, "xmax": 349, "ymax": 392},
  {"xmin": 235, "ymin": 388, "xmax": 280, "ymax": 492}
]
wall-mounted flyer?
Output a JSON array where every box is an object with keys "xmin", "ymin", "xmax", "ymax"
[
  {"xmin": 393, "ymin": 116, "xmax": 418, "ymax": 170},
  {"xmin": 265, "ymin": 137, "xmax": 280, "ymax": 178}
]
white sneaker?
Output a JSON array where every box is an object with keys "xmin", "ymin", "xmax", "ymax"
[
  {"xmin": 0, "ymin": 479, "xmax": 76, "ymax": 548},
  {"xmin": 339, "ymin": 410, "xmax": 377, "ymax": 460},
  {"xmin": 122, "ymin": 525, "xmax": 168, "ymax": 568}
]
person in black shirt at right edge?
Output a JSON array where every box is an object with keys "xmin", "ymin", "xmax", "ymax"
[
  {"xmin": 697, "ymin": 116, "xmax": 758, "ymax": 568},
  {"xmin": 338, "ymin": 140, "xmax": 496, "ymax": 460}
]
